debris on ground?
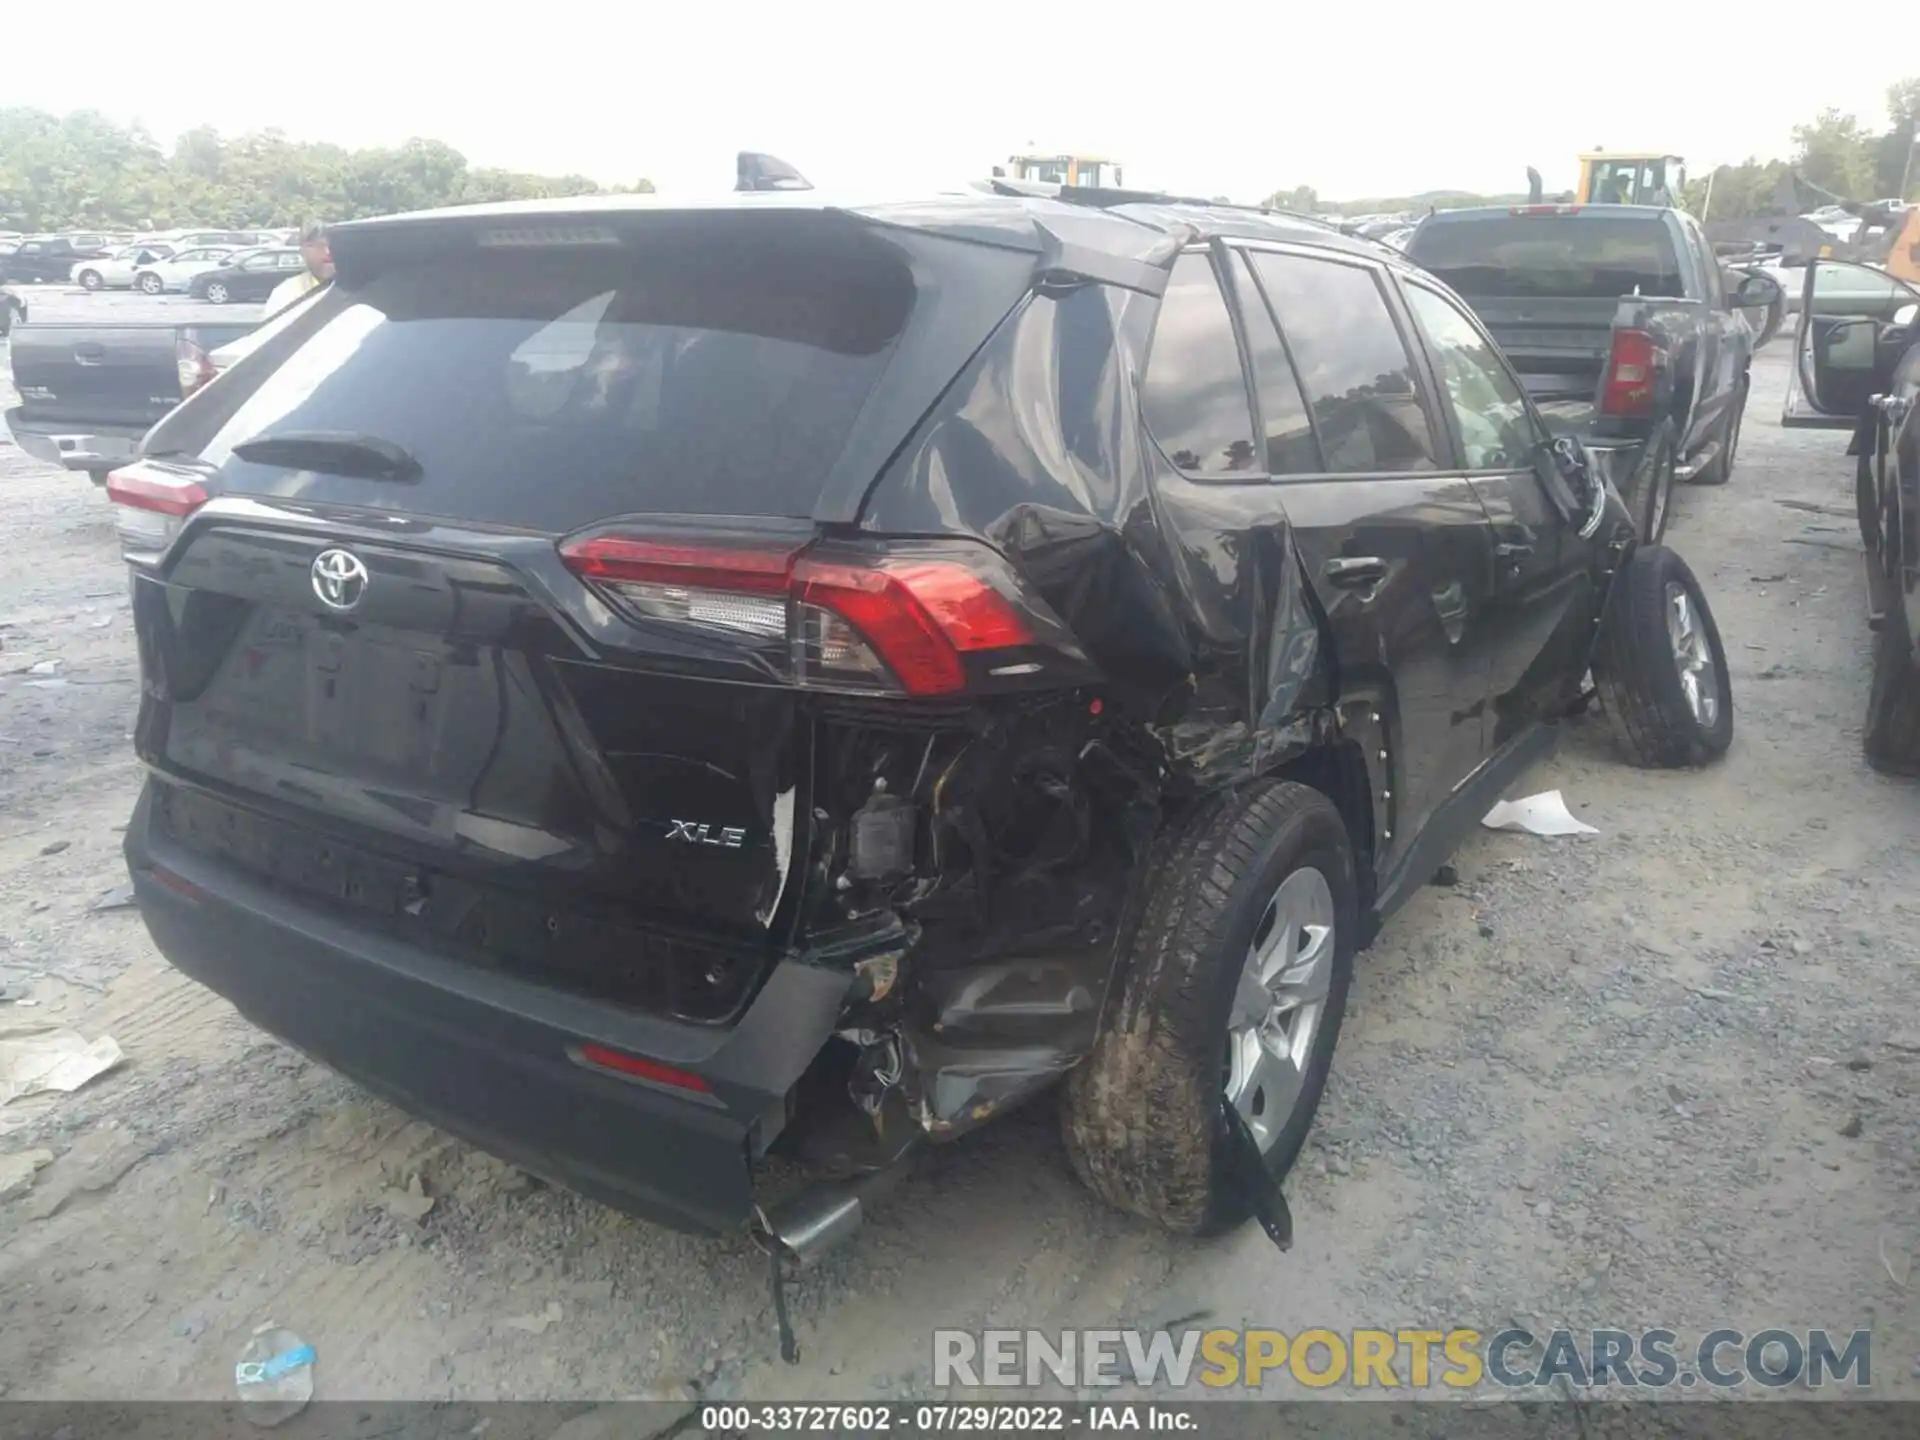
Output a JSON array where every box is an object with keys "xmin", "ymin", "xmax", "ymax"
[
  {"xmin": 378, "ymin": 1174, "xmax": 435, "ymax": 1223},
  {"xmin": 1481, "ymin": 790, "xmax": 1599, "ymax": 837},
  {"xmin": 233, "ymin": 1323, "xmax": 316, "ymax": 1427},
  {"xmin": 1839, "ymin": 1113, "xmax": 1864, "ymax": 1139},
  {"xmin": 498, "ymin": 1301, "xmax": 563, "ymax": 1336},
  {"xmin": 1429, "ymin": 863, "xmax": 1460, "ymax": 887},
  {"xmin": 0, "ymin": 1025, "xmax": 124, "ymax": 1105},
  {"xmin": 38, "ymin": 840, "xmax": 69, "ymax": 856},
  {"xmin": 86, "ymin": 883, "xmax": 137, "ymax": 914},
  {"xmin": 24, "ymin": 1128, "xmax": 153, "ymax": 1220},
  {"xmin": 0, "ymin": 1147, "xmax": 54, "ymax": 1201}
]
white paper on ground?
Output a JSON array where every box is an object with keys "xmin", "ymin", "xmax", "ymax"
[
  {"xmin": 1480, "ymin": 790, "xmax": 1599, "ymax": 837},
  {"xmin": 0, "ymin": 1025, "xmax": 125, "ymax": 1106}
]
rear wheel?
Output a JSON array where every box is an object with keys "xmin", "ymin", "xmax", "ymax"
[
  {"xmin": 137, "ymin": 271, "xmax": 164, "ymax": 295},
  {"xmin": 1062, "ymin": 779, "xmax": 1357, "ymax": 1235},
  {"xmin": 1594, "ymin": 545, "xmax": 1734, "ymax": 767},
  {"xmin": 1693, "ymin": 382, "xmax": 1745, "ymax": 487},
  {"xmin": 77, "ymin": 270, "xmax": 104, "ymax": 291},
  {"xmin": 204, "ymin": 281, "xmax": 229, "ymax": 305},
  {"xmin": 1619, "ymin": 423, "xmax": 1677, "ymax": 543}
]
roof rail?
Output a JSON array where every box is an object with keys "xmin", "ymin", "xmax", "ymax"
[{"xmin": 1044, "ymin": 184, "xmax": 1339, "ymax": 229}]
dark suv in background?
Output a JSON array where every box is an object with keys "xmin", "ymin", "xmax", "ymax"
[{"xmin": 107, "ymin": 192, "xmax": 1731, "ymax": 1272}]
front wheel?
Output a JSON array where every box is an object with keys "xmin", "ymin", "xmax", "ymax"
[
  {"xmin": 1594, "ymin": 545, "xmax": 1734, "ymax": 767},
  {"xmin": 137, "ymin": 272, "xmax": 164, "ymax": 295},
  {"xmin": 203, "ymin": 282, "xmax": 229, "ymax": 305},
  {"xmin": 1062, "ymin": 779, "xmax": 1358, "ymax": 1235}
]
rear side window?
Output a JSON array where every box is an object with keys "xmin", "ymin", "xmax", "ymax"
[
  {"xmin": 1141, "ymin": 252, "xmax": 1259, "ymax": 476},
  {"xmin": 195, "ymin": 231, "xmax": 915, "ymax": 529},
  {"xmin": 1408, "ymin": 216, "xmax": 1684, "ymax": 299},
  {"xmin": 1247, "ymin": 252, "xmax": 1439, "ymax": 474},
  {"xmin": 1229, "ymin": 252, "xmax": 1322, "ymax": 475}
]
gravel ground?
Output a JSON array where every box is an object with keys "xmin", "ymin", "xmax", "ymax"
[{"xmin": 1, "ymin": 296, "xmax": 1917, "ymax": 1415}]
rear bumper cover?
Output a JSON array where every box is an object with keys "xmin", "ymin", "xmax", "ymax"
[
  {"xmin": 124, "ymin": 781, "xmax": 851, "ymax": 1235},
  {"xmin": 3, "ymin": 406, "xmax": 147, "ymax": 475}
]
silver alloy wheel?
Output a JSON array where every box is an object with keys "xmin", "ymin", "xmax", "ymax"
[
  {"xmin": 1666, "ymin": 581, "xmax": 1717, "ymax": 727},
  {"xmin": 79, "ymin": 271, "xmax": 102, "ymax": 290},
  {"xmin": 1224, "ymin": 866, "xmax": 1336, "ymax": 1155},
  {"xmin": 205, "ymin": 282, "xmax": 228, "ymax": 304},
  {"xmin": 139, "ymin": 272, "xmax": 162, "ymax": 294}
]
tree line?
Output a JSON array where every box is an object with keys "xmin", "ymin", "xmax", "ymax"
[
  {"xmin": 1266, "ymin": 78, "xmax": 1919, "ymax": 221},
  {"xmin": 0, "ymin": 108, "xmax": 654, "ymax": 233}
]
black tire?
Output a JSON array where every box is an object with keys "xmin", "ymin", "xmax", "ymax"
[
  {"xmin": 1865, "ymin": 597, "xmax": 1920, "ymax": 777},
  {"xmin": 1692, "ymin": 381, "xmax": 1745, "ymax": 487},
  {"xmin": 204, "ymin": 282, "xmax": 229, "ymax": 305},
  {"xmin": 1618, "ymin": 423, "xmax": 1677, "ymax": 543},
  {"xmin": 1062, "ymin": 779, "xmax": 1358, "ymax": 1235},
  {"xmin": 137, "ymin": 272, "xmax": 164, "ymax": 295},
  {"xmin": 1594, "ymin": 545, "xmax": 1734, "ymax": 767},
  {"xmin": 77, "ymin": 270, "xmax": 103, "ymax": 291}
]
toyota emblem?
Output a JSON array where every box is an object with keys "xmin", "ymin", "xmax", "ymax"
[{"xmin": 311, "ymin": 548, "xmax": 370, "ymax": 611}]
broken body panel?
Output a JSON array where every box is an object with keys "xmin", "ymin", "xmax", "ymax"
[{"xmin": 120, "ymin": 193, "xmax": 1636, "ymax": 1237}]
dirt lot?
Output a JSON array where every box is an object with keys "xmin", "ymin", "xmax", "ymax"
[{"xmin": 2, "ymin": 298, "xmax": 1918, "ymax": 1408}]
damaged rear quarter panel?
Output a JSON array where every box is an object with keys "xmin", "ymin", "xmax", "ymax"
[{"xmin": 832, "ymin": 276, "xmax": 1353, "ymax": 1140}]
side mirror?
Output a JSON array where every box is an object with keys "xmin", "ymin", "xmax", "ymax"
[
  {"xmin": 1730, "ymin": 271, "xmax": 1781, "ymax": 308},
  {"xmin": 1894, "ymin": 303, "xmax": 1919, "ymax": 329}
]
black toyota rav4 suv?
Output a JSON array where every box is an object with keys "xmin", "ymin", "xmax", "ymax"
[{"xmin": 112, "ymin": 191, "xmax": 1732, "ymax": 1260}]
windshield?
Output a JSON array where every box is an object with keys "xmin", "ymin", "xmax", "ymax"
[
  {"xmin": 1409, "ymin": 216, "xmax": 1685, "ymax": 299},
  {"xmin": 189, "ymin": 231, "xmax": 916, "ymax": 531}
]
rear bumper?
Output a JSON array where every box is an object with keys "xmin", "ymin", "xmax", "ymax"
[
  {"xmin": 124, "ymin": 781, "xmax": 852, "ymax": 1235},
  {"xmin": 3, "ymin": 406, "xmax": 147, "ymax": 476}
]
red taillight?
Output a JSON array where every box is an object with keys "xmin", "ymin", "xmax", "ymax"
[
  {"xmin": 106, "ymin": 461, "xmax": 210, "ymax": 558},
  {"xmin": 1600, "ymin": 329, "xmax": 1662, "ymax": 417},
  {"xmin": 557, "ymin": 534, "xmax": 1041, "ymax": 698},
  {"xmin": 575, "ymin": 1042, "xmax": 713, "ymax": 1094},
  {"xmin": 794, "ymin": 558, "xmax": 1034, "ymax": 696},
  {"xmin": 176, "ymin": 337, "xmax": 214, "ymax": 397}
]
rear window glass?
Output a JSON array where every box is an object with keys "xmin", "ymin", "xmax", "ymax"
[
  {"xmin": 198, "ymin": 233, "xmax": 914, "ymax": 529},
  {"xmin": 1409, "ymin": 217, "xmax": 1684, "ymax": 300}
]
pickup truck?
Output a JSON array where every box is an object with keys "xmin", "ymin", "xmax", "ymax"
[
  {"xmin": 5, "ymin": 321, "xmax": 254, "ymax": 482},
  {"xmin": 0, "ymin": 236, "xmax": 112, "ymax": 284},
  {"xmin": 1405, "ymin": 204, "xmax": 1782, "ymax": 542}
]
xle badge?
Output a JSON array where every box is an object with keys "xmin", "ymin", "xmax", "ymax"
[{"xmin": 667, "ymin": 821, "xmax": 746, "ymax": 849}]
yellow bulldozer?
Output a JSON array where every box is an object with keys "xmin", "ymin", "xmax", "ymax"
[
  {"xmin": 993, "ymin": 153, "xmax": 1125, "ymax": 189},
  {"xmin": 1575, "ymin": 151, "xmax": 1686, "ymax": 207}
]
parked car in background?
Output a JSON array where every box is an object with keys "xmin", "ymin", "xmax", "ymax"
[
  {"xmin": 0, "ymin": 236, "xmax": 111, "ymax": 284},
  {"xmin": 189, "ymin": 247, "xmax": 306, "ymax": 304},
  {"xmin": 131, "ymin": 246, "xmax": 240, "ymax": 294},
  {"xmin": 72, "ymin": 243, "xmax": 178, "ymax": 291},
  {"xmin": 156, "ymin": 228, "xmax": 285, "ymax": 249},
  {"xmin": 101, "ymin": 191, "xmax": 1733, "ymax": 1278},
  {"xmin": 1406, "ymin": 204, "xmax": 1780, "ymax": 543},
  {"xmin": 1780, "ymin": 259, "xmax": 1920, "ymax": 773}
]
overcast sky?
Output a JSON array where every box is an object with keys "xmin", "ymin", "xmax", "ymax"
[{"xmin": 19, "ymin": 3, "xmax": 1915, "ymax": 204}]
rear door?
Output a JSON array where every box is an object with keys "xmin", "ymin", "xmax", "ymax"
[
  {"xmin": 1227, "ymin": 244, "xmax": 1498, "ymax": 871},
  {"xmin": 232, "ymin": 250, "xmax": 285, "ymax": 299},
  {"xmin": 1784, "ymin": 261, "xmax": 1920, "ymax": 427},
  {"xmin": 1398, "ymin": 279, "xmax": 1593, "ymax": 746}
]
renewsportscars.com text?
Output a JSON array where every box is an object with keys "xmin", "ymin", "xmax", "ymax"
[{"xmin": 933, "ymin": 1327, "xmax": 1873, "ymax": 1391}]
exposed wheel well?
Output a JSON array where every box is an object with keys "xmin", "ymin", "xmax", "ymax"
[{"xmin": 1273, "ymin": 740, "xmax": 1377, "ymax": 919}]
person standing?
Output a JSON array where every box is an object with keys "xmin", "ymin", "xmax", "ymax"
[{"xmin": 265, "ymin": 223, "xmax": 332, "ymax": 317}]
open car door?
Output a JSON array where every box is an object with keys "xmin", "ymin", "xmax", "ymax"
[{"xmin": 1784, "ymin": 260, "xmax": 1920, "ymax": 428}]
